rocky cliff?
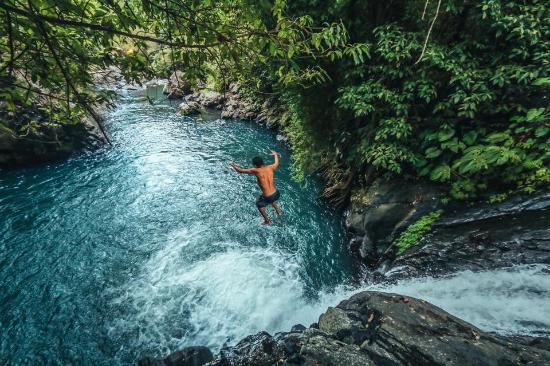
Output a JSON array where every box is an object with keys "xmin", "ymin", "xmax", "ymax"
[
  {"xmin": 384, "ymin": 190, "xmax": 550, "ymax": 280},
  {"xmin": 0, "ymin": 101, "xmax": 104, "ymax": 168},
  {"xmin": 345, "ymin": 180, "xmax": 550, "ymax": 280},
  {"xmin": 139, "ymin": 291, "xmax": 550, "ymax": 366},
  {"xmin": 162, "ymin": 71, "xmax": 282, "ymax": 129}
]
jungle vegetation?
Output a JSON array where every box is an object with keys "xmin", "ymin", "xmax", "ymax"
[{"xmin": 1, "ymin": 0, "xmax": 549, "ymax": 203}]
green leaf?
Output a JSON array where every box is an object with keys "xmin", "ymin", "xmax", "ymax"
[
  {"xmin": 533, "ymin": 77, "xmax": 550, "ymax": 86},
  {"xmin": 430, "ymin": 164, "xmax": 451, "ymax": 182},
  {"xmin": 425, "ymin": 147, "xmax": 442, "ymax": 159},
  {"xmin": 527, "ymin": 108, "xmax": 545, "ymax": 122},
  {"xmin": 535, "ymin": 127, "xmax": 549, "ymax": 137},
  {"xmin": 463, "ymin": 131, "xmax": 478, "ymax": 146},
  {"xmin": 438, "ymin": 129, "xmax": 455, "ymax": 142}
]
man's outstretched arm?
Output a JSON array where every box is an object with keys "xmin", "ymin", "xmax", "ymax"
[
  {"xmin": 270, "ymin": 150, "xmax": 279, "ymax": 170},
  {"xmin": 229, "ymin": 163, "xmax": 256, "ymax": 174}
]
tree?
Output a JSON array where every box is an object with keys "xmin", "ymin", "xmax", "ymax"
[{"xmin": 0, "ymin": 0, "xmax": 366, "ymax": 143}]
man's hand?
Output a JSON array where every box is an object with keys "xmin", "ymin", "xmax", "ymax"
[{"xmin": 270, "ymin": 150, "xmax": 280, "ymax": 169}]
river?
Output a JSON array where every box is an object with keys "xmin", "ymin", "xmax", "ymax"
[{"xmin": 1, "ymin": 89, "xmax": 549, "ymax": 365}]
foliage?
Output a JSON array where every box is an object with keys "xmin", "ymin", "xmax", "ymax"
[
  {"xmin": 2, "ymin": 0, "xmax": 549, "ymax": 202},
  {"xmin": 274, "ymin": 0, "xmax": 550, "ymax": 200},
  {"xmin": 0, "ymin": 0, "xmax": 367, "ymax": 140},
  {"xmin": 394, "ymin": 210, "xmax": 443, "ymax": 255}
]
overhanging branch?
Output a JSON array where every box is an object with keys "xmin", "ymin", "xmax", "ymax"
[{"xmin": 0, "ymin": 2, "xmax": 220, "ymax": 49}]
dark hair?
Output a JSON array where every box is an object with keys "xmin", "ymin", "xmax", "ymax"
[{"xmin": 252, "ymin": 156, "xmax": 264, "ymax": 167}]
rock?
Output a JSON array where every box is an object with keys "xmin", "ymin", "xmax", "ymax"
[
  {"xmin": 138, "ymin": 346, "xmax": 213, "ymax": 366},
  {"xmin": 163, "ymin": 71, "xmax": 192, "ymax": 99},
  {"xmin": 346, "ymin": 179, "xmax": 443, "ymax": 264},
  {"xmin": 290, "ymin": 324, "xmax": 307, "ymax": 332},
  {"xmin": 183, "ymin": 291, "xmax": 550, "ymax": 366},
  {"xmin": 219, "ymin": 84, "xmax": 263, "ymax": 121},
  {"xmin": 179, "ymin": 101, "xmax": 201, "ymax": 116},
  {"xmin": 385, "ymin": 190, "xmax": 550, "ymax": 279},
  {"xmin": 0, "ymin": 101, "xmax": 104, "ymax": 169},
  {"xmin": 196, "ymin": 91, "xmax": 225, "ymax": 108},
  {"xmin": 300, "ymin": 333, "xmax": 374, "ymax": 366}
]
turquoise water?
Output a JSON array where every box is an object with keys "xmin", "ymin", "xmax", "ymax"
[{"xmin": 0, "ymin": 91, "xmax": 354, "ymax": 365}]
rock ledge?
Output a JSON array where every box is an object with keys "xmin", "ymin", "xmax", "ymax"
[{"xmin": 138, "ymin": 291, "xmax": 550, "ymax": 366}]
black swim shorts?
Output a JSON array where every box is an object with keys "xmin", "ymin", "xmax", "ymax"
[{"xmin": 256, "ymin": 190, "xmax": 280, "ymax": 208}]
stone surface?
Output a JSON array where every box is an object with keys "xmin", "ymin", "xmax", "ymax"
[
  {"xmin": 179, "ymin": 101, "xmax": 202, "ymax": 116},
  {"xmin": 0, "ymin": 101, "xmax": 104, "ymax": 169},
  {"xmin": 157, "ymin": 291, "xmax": 550, "ymax": 366},
  {"xmin": 220, "ymin": 84, "xmax": 261, "ymax": 121},
  {"xmin": 385, "ymin": 190, "xmax": 550, "ymax": 279},
  {"xmin": 138, "ymin": 346, "xmax": 213, "ymax": 366},
  {"xmin": 163, "ymin": 71, "xmax": 192, "ymax": 99},
  {"xmin": 346, "ymin": 179, "xmax": 443, "ymax": 264}
]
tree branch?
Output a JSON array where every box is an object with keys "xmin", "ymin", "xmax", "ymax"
[
  {"xmin": 415, "ymin": 0, "xmax": 442, "ymax": 65},
  {"xmin": 0, "ymin": 2, "xmax": 220, "ymax": 49},
  {"xmin": 29, "ymin": 3, "xmax": 111, "ymax": 145},
  {"xmin": 5, "ymin": 11, "xmax": 15, "ymax": 76}
]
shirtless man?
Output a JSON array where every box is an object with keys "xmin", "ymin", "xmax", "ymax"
[{"xmin": 229, "ymin": 150, "xmax": 282, "ymax": 225}]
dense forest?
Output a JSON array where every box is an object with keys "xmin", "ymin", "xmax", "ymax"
[{"xmin": 1, "ymin": 0, "xmax": 549, "ymax": 203}]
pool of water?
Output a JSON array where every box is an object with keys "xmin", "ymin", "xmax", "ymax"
[{"xmin": 0, "ymin": 91, "xmax": 355, "ymax": 365}]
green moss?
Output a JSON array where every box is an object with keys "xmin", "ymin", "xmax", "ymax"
[{"xmin": 394, "ymin": 210, "xmax": 443, "ymax": 255}]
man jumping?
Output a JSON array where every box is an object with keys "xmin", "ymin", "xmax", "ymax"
[{"xmin": 229, "ymin": 150, "xmax": 282, "ymax": 225}]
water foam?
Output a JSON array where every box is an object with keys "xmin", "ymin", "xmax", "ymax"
[
  {"xmin": 115, "ymin": 233, "xmax": 550, "ymax": 359},
  {"xmin": 308, "ymin": 264, "xmax": 550, "ymax": 337},
  {"xmin": 111, "ymin": 229, "xmax": 342, "ymax": 354},
  {"xmin": 369, "ymin": 264, "xmax": 550, "ymax": 336}
]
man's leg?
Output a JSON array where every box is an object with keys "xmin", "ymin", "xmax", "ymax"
[
  {"xmin": 271, "ymin": 201, "xmax": 282, "ymax": 216},
  {"xmin": 256, "ymin": 196, "xmax": 270, "ymax": 224},
  {"xmin": 258, "ymin": 207, "xmax": 270, "ymax": 224}
]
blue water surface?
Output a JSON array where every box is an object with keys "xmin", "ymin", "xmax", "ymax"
[{"xmin": 0, "ymin": 90, "xmax": 354, "ymax": 365}]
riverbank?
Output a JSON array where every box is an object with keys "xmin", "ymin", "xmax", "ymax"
[{"xmin": 0, "ymin": 100, "xmax": 105, "ymax": 169}]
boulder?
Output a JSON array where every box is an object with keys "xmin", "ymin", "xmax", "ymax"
[
  {"xmin": 163, "ymin": 71, "xmax": 192, "ymax": 99},
  {"xmin": 187, "ymin": 291, "xmax": 550, "ymax": 366},
  {"xmin": 179, "ymin": 101, "xmax": 201, "ymax": 116},
  {"xmin": 219, "ymin": 84, "xmax": 261, "ymax": 121},
  {"xmin": 0, "ymin": 101, "xmax": 104, "ymax": 168},
  {"xmin": 385, "ymin": 190, "xmax": 550, "ymax": 279},
  {"xmin": 138, "ymin": 346, "xmax": 213, "ymax": 366},
  {"xmin": 345, "ymin": 179, "xmax": 443, "ymax": 264},
  {"xmin": 196, "ymin": 91, "xmax": 225, "ymax": 108}
]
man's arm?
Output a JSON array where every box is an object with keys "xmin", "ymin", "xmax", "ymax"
[
  {"xmin": 229, "ymin": 163, "xmax": 256, "ymax": 174},
  {"xmin": 270, "ymin": 150, "xmax": 279, "ymax": 170}
]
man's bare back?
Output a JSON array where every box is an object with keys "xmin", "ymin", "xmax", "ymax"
[
  {"xmin": 253, "ymin": 165, "xmax": 276, "ymax": 196},
  {"xmin": 229, "ymin": 150, "xmax": 282, "ymax": 224}
]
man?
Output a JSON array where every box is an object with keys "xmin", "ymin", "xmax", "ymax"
[{"xmin": 229, "ymin": 150, "xmax": 282, "ymax": 225}]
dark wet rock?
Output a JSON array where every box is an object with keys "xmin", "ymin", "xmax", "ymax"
[
  {"xmin": 507, "ymin": 335, "xmax": 550, "ymax": 353},
  {"xmin": 163, "ymin": 71, "xmax": 192, "ymax": 99},
  {"xmin": 345, "ymin": 179, "xmax": 444, "ymax": 265},
  {"xmin": 384, "ymin": 190, "xmax": 550, "ymax": 279},
  {"xmin": 0, "ymin": 101, "xmax": 104, "ymax": 169},
  {"xmin": 138, "ymin": 346, "xmax": 213, "ymax": 366},
  {"xmin": 290, "ymin": 324, "xmax": 306, "ymax": 332},
  {"xmin": 192, "ymin": 291, "xmax": 550, "ymax": 366}
]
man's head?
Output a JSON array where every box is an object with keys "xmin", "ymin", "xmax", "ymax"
[{"xmin": 252, "ymin": 156, "xmax": 264, "ymax": 167}]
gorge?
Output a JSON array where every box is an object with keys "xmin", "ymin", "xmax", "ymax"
[{"xmin": 1, "ymin": 86, "xmax": 549, "ymax": 365}]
